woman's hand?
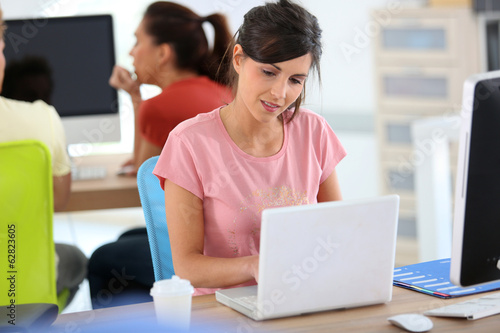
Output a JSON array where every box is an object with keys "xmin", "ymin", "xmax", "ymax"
[
  {"xmin": 121, "ymin": 158, "xmax": 134, "ymax": 169},
  {"xmin": 116, "ymin": 158, "xmax": 137, "ymax": 177},
  {"xmin": 109, "ymin": 65, "xmax": 141, "ymax": 97}
]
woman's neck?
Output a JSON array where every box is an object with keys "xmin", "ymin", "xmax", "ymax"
[{"xmin": 220, "ymin": 102, "xmax": 284, "ymax": 158}]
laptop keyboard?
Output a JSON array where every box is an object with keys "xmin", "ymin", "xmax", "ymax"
[{"xmin": 236, "ymin": 295, "xmax": 257, "ymax": 309}]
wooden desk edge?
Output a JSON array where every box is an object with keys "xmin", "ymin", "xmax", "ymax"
[
  {"xmin": 65, "ymin": 153, "xmax": 142, "ymax": 211},
  {"xmin": 53, "ymin": 287, "xmax": 500, "ymax": 332}
]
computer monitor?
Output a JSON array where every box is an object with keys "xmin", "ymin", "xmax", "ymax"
[
  {"xmin": 2, "ymin": 15, "xmax": 120, "ymax": 146},
  {"xmin": 451, "ymin": 70, "xmax": 500, "ymax": 287}
]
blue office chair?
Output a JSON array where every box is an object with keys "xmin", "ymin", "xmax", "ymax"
[{"xmin": 137, "ymin": 156, "xmax": 175, "ymax": 281}]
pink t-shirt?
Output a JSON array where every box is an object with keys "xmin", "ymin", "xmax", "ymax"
[{"xmin": 153, "ymin": 107, "xmax": 346, "ymax": 295}]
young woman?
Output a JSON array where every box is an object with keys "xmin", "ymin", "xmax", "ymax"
[
  {"xmin": 110, "ymin": 1, "xmax": 232, "ymax": 175},
  {"xmin": 153, "ymin": 0, "xmax": 346, "ymax": 295},
  {"xmin": 87, "ymin": 2, "xmax": 232, "ymax": 308}
]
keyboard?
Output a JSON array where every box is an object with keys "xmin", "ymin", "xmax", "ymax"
[
  {"xmin": 424, "ymin": 291, "xmax": 500, "ymax": 320},
  {"xmin": 71, "ymin": 166, "xmax": 107, "ymax": 181}
]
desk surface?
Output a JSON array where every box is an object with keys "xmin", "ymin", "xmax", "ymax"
[
  {"xmin": 64, "ymin": 153, "xmax": 141, "ymax": 212},
  {"xmin": 52, "ymin": 287, "xmax": 500, "ymax": 332}
]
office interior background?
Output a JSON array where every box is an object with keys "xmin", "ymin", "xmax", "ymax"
[
  {"xmin": 3, "ymin": 0, "xmax": 384, "ymax": 200},
  {"xmin": 2, "ymin": 0, "xmax": 491, "ymax": 313}
]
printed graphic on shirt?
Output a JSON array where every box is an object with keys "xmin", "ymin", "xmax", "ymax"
[{"xmin": 228, "ymin": 185, "xmax": 309, "ymax": 256}]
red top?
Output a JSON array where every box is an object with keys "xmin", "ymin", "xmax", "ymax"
[{"xmin": 139, "ymin": 76, "xmax": 232, "ymax": 147}]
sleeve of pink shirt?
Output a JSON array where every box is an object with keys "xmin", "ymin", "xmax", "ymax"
[
  {"xmin": 154, "ymin": 132, "xmax": 204, "ymax": 199},
  {"xmin": 318, "ymin": 116, "xmax": 347, "ymax": 184}
]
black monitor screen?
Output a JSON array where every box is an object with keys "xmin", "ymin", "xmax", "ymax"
[
  {"xmin": 2, "ymin": 15, "xmax": 117, "ymax": 117},
  {"xmin": 461, "ymin": 77, "xmax": 500, "ymax": 286}
]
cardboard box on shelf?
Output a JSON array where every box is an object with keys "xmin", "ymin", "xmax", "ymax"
[{"xmin": 429, "ymin": 0, "xmax": 472, "ymax": 6}]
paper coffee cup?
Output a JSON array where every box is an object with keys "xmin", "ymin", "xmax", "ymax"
[{"xmin": 150, "ymin": 275, "xmax": 194, "ymax": 330}]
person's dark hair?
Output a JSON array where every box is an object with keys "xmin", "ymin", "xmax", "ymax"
[
  {"xmin": 143, "ymin": 1, "xmax": 232, "ymax": 85},
  {"xmin": 227, "ymin": 0, "xmax": 322, "ymax": 121},
  {"xmin": 1, "ymin": 56, "xmax": 54, "ymax": 104}
]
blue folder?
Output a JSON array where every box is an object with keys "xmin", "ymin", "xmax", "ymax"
[{"xmin": 393, "ymin": 259, "xmax": 500, "ymax": 298}]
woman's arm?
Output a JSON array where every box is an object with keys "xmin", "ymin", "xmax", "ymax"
[
  {"xmin": 164, "ymin": 179, "xmax": 259, "ymax": 288},
  {"xmin": 133, "ymin": 139, "xmax": 163, "ymax": 174},
  {"xmin": 53, "ymin": 173, "xmax": 71, "ymax": 211},
  {"xmin": 109, "ymin": 65, "xmax": 143, "ymax": 169},
  {"xmin": 317, "ymin": 169, "xmax": 342, "ymax": 203}
]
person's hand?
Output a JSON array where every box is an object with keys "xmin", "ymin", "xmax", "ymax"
[
  {"xmin": 121, "ymin": 158, "xmax": 134, "ymax": 168},
  {"xmin": 117, "ymin": 158, "xmax": 137, "ymax": 177},
  {"xmin": 117, "ymin": 165, "xmax": 137, "ymax": 177},
  {"xmin": 109, "ymin": 65, "xmax": 140, "ymax": 96}
]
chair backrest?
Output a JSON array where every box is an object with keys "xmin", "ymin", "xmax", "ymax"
[
  {"xmin": 137, "ymin": 156, "xmax": 175, "ymax": 281},
  {"xmin": 0, "ymin": 140, "xmax": 58, "ymax": 307}
]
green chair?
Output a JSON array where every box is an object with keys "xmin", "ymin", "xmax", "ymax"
[{"xmin": 0, "ymin": 140, "xmax": 60, "ymax": 317}]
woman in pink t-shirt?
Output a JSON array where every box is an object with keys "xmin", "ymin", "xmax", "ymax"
[
  {"xmin": 87, "ymin": 2, "xmax": 232, "ymax": 309},
  {"xmin": 154, "ymin": 0, "xmax": 346, "ymax": 295}
]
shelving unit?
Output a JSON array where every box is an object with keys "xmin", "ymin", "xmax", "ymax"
[{"xmin": 373, "ymin": 6, "xmax": 480, "ymax": 237}]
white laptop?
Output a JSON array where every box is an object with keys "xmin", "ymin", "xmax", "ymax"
[{"xmin": 216, "ymin": 195, "xmax": 400, "ymax": 320}]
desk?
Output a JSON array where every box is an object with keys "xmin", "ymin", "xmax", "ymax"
[
  {"xmin": 52, "ymin": 287, "xmax": 500, "ymax": 332},
  {"xmin": 64, "ymin": 154, "xmax": 141, "ymax": 212}
]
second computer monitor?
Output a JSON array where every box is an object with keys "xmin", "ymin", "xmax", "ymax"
[
  {"xmin": 451, "ymin": 70, "xmax": 500, "ymax": 287},
  {"xmin": 2, "ymin": 15, "xmax": 120, "ymax": 146}
]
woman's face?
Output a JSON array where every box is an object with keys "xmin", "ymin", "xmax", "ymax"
[
  {"xmin": 233, "ymin": 44, "xmax": 311, "ymax": 124},
  {"xmin": 129, "ymin": 19, "xmax": 161, "ymax": 85}
]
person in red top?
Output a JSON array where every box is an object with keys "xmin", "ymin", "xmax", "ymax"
[
  {"xmin": 109, "ymin": 1, "xmax": 232, "ymax": 176},
  {"xmin": 138, "ymin": 76, "xmax": 231, "ymax": 148},
  {"xmin": 87, "ymin": 1, "xmax": 232, "ymax": 309}
]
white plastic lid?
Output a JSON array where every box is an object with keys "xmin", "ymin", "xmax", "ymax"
[{"xmin": 150, "ymin": 275, "xmax": 194, "ymax": 297}]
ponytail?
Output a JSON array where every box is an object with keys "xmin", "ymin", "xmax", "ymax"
[
  {"xmin": 202, "ymin": 13, "xmax": 232, "ymax": 85},
  {"xmin": 144, "ymin": 2, "xmax": 232, "ymax": 86}
]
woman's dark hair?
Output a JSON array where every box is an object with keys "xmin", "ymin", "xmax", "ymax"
[
  {"xmin": 1, "ymin": 56, "xmax": 54, "ymax": 104},
  {"xmin": 143, "ymin": 1, "xmax": 232, "ymax": 84},
  {"xmin": 227, "ymin": 0, "xmax": 322, "ymax": 120}
]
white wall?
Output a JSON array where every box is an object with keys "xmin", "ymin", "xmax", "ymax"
[{"xmin": 301, "ymin": 0, "xmax": 391, "ymax": 115}]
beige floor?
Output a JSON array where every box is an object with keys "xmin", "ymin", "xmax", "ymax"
[{"xmin": 53, "ymin": 207, "xmax": 420, "ymax": 313}]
